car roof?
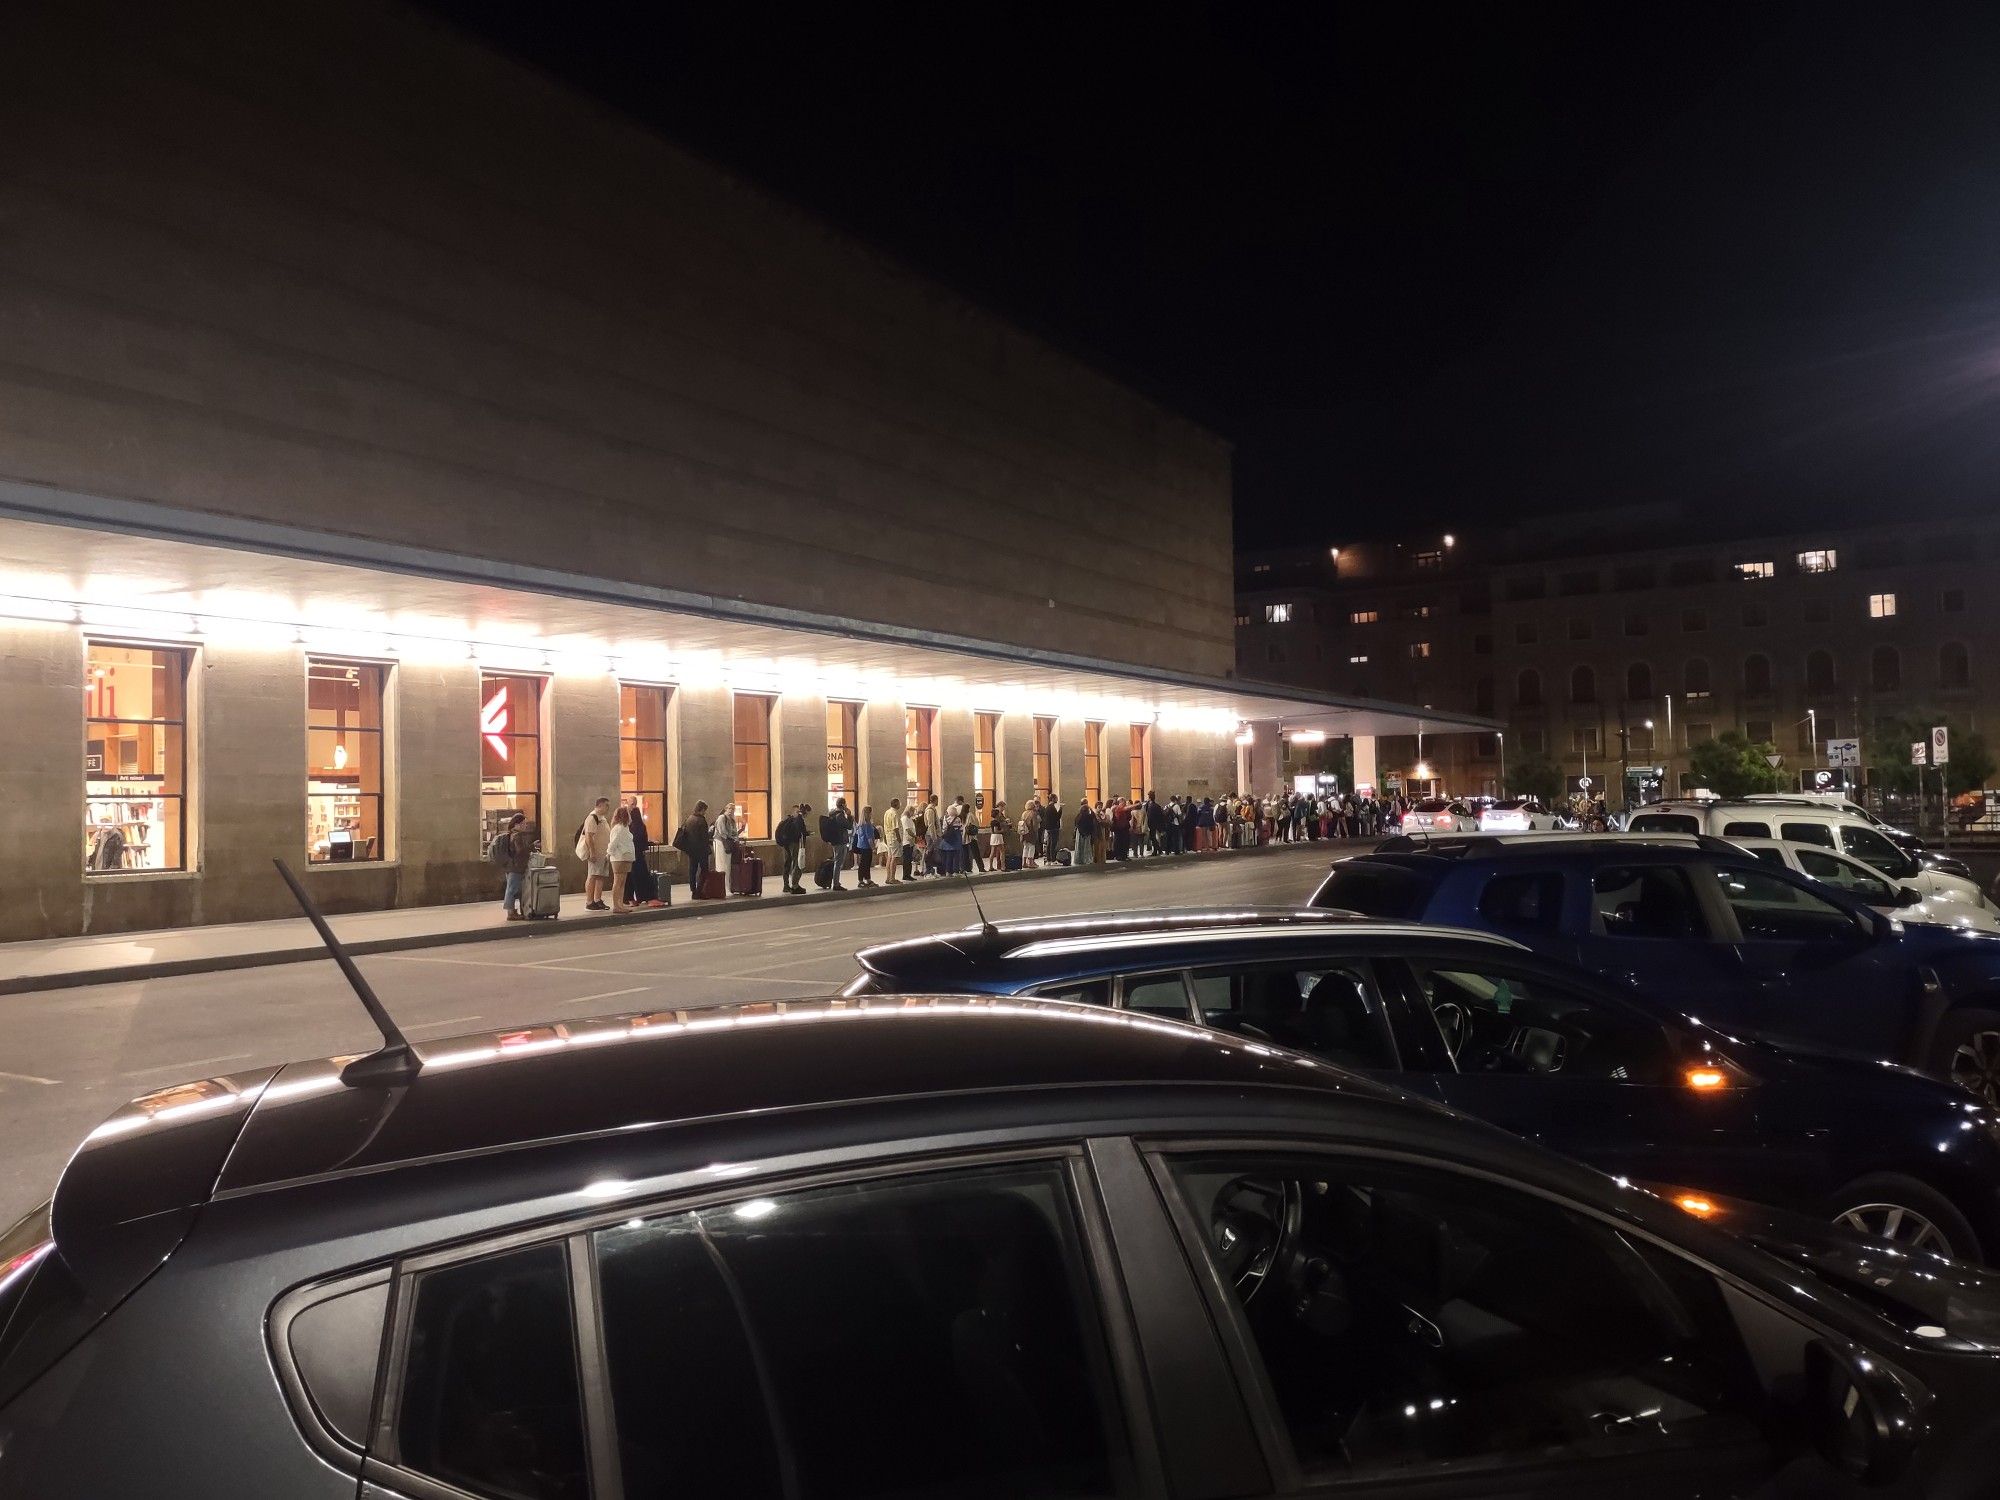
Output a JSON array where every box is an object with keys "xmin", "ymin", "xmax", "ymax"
[
  {"xmin": 62, "ymin": 996, "xmax": 1410, "ymax": 1215},
  {"xmin": 1648, "ymin": 799, "xmax": 1858, "ymax": 822},
  {"xmin": 1363, "ymin": 831, "xmax": 1738, "ymax": 862}
]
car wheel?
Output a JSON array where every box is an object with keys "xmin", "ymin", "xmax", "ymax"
[
  {"xmin": 1828, "ymin": 1173, "xmax": 1982, "ymax": 1263},
  {"xmin": 1929, "ymin": 1007, "xmax": 2000, "ymax": 1106}
]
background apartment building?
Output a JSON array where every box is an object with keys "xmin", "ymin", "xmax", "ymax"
[{"xmin": 1237, "ymin": 507, "xmax": 1997, "ymax": 804}]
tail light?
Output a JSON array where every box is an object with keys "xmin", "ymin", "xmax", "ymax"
[{"xmin": 1436, "ymin": 815, "xmax": 1454, "ymax": 830}]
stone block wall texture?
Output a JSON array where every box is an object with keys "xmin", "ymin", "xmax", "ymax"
[{"xmin": 0, "ymin": 0, "xmax": 1234, "ymax": 682}]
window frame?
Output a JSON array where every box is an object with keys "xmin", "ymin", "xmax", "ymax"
[
  {"xmin": 479, "ymin": 671, "xmax": 547, "ymax": 857},
  {"xmin": 306, "ymin": 656, "xmax": 389, "ymax": 865},
  {"xmin": 364, "ymin": 1141, "xmax": 1146, "ymax": 1500},
  {"xmin": 731, "ymin": 691, "xmax": 776, "ymax": 840},
  {"xmin": 1032, "ymin": 714, "xmax": 1055, "ymax": 800},
  {"xmin": 826, "ymin": 698, "xmax": 862, "ymax": 814},
  {"xmin": 1127, "ymin": 723, "xmax": 1150, "ymax": 802},
  {"xmin": 84, "ymin": 639, "xmax": 193, "ymax": 875},
  {"xmin": 1084, "ymin": 720, "xmax": 1104, "ymax": 805},
  {"xmin": 906, "ymin": 704, "xmax": 939, "ymax": 809},
  {"xmin": 619, "ymin": 681, "xmax": 673, "ymax": 838}
]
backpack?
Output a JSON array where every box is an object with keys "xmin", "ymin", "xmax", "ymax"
[
  {"xmin": 488, "ymin": 831, "xmax": 512, "ymax": 867},
  {"xmin": 819, "ymin": 814, "xmax": 838, "ymax": 843}
]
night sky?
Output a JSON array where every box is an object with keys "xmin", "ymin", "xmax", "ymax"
[{"xmin": 423, "ymin": 3, "xmax": 2000, "ymax": 546}]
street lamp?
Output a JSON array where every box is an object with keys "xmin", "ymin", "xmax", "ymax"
[
  {"xmin": 1497, "ymin": 730, "xmax": 1506, "ymax": 798},
  {"xmin": 1661, "ymin": 693, "xmax": 1673, "ymax": 797}
]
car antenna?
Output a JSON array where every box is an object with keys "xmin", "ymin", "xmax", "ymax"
[
  {"xmin": 273, "ymin": 859, "xmax": 422, "ymax": 1086},
  {"xmin": 962, "ymin": 869, "xmax": 999, "ymax": 939}
]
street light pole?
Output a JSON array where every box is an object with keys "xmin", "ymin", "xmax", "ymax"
[
  {"xmin": 1661, "ymin": 693, "xmax": 1673, "ymax": 797},
  {"xmin": 1498, "ymin": 731, "xmax": 1506, "ymax": 798}
]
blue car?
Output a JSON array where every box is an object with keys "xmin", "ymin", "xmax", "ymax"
[
  {"xmin": 1309, "ymin": 834, "xmax": 2000, "ymax": 1105},
  {"xmin": 848, "ymin": 909, "xmax": 2000, "ymax": 1263}
]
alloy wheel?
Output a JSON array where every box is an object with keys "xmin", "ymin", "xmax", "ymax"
[
  {"xmin": 1948, "ymin": 1029, "xmax": 2000, "ymax": 1107},
  {"xmin": 1834, "ymin": 1202, "xmax": 1952, "ymax": 1258}
]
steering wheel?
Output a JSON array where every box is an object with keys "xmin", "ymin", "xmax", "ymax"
[
  {"xmin": 1431, "ymin": 1000, "xmax": 1470, "ymax": 1060},
  {"xmin": 1210, "ymin": 1177, "xmax": 1303, "ymax": 1301}
]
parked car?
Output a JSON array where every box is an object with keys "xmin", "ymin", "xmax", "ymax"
[
  {"xmin": 1740, "ymin": 793, "xmax": 1974, "ymax": 880},
  {"xmin": 1405, "ymin": 796, "xmax": 1474, "ymax": 832},
  {"xmin": 1732, "ymin": 837, "xmax": 2000, "ymax": 934},
  {"xmin": 17, "ymin": 998, "xmax": 2000, "ymax": 1496},
  {"xmin": 1477, "ymin": 796, "xmax": 1558, "ymax": 832},
  {"xmin": 1310, "ymin": 834, "xmax": 2000, "ymax": 1108},
  {"xmin": 1632, "ymin": 800, "xmax": 1987, "ymax": 908},
  {"xmin": 852, "ymin": 910, "xmax": 2000, "ymax": 1263}
]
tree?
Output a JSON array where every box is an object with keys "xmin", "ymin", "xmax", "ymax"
[
  {"xmin": 1868, "ymin": 715, "xmax": 1995, "ymax": 798},
  {"xmin": 1685, "ymin": 730, "xmax": 1784, "ymax": 797},
  {"xmin": 1508, "ymin": 751, "xmax": 1564, "ymax": 805}
]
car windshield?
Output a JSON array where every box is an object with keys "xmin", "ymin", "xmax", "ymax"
[
  {"xmin": 1414, "ymin": 799, "xmax": 1454, "ymax": 812},
  {"xmin": 1746, "ymin": 1234, "xmax": 2000, "ymax": 1353},
  {"xmin": 1493, "ymin": 799, "xmax": 1534, "ymax": 811},
  {"xmin": 1313, "ymin": 862, "xmax": 1437, "ymax": 919}
]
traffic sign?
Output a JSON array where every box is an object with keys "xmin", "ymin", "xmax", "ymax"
[
  {"xmin": 1765, "ymin": 754, "xmax": 1783, "ymax": 769},
  {"xmin": 1912, "ymin": 741, "xmax": 1928, "ymax": 767},
  {"xmin": 1933, "ymin": 725, "xmax": 1950, "ymax": 766},
  {"xmin": 1825, "ymin": 737, "xmax": 1860, "ymax": 768}
]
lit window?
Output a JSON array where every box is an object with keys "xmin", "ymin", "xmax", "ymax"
[
  {"xmin": 1408, "ymin": 641, "xmax": 1432, "ymax": 658},
  {"xmin": 732, "ymin": 693, "xmax": 775, "ymax": 840},
  {"xmin": 85, "ymin": 642, "xmax": 190, "ymax": 873},
  {"xmin": 1795, "ymin": 549, "xmax": 1838, "ymax": 574},
  {"xmin": 974, "ymin": 711, "xmax": 999, "ymax": 813},
  {"xmin": 1405, "ymin": 604, "xmax": 1434, "ymax": 620},
  {"xmin": 1349, "ymin": 609, "xmax": 1378, "ymax": 625},
  {"xmin": 1265, "ymin": 603, "xmax": 1293, "ymax": 623},
  {"xmin": 1233, "ymin": 612, "xmax": 1249, "ymax": 626},
  {"xmin": 827, "ymin": 700, "xmax": 861, "ymax": 812},
  {"xmin": 621, "ymin": 683, "xmax": 671, "ymax": 836},
  {"xmin": 1413, "ymin": 550, "xmax": 1443, "ymax": 569},
  {"xmin": 1083, "ymin": 722, "xmax": 1103, "ymax": 805},
  {"xmin": 1869, "ymin": 592, "xmax": 1897, "ymax": 619},
  {"xmin": 906, "ymin": 706, "xmax": 938, "ymax": 808},
  {"xmin": 1032, "ymin": 716, "xmax": 1054, "ymax": 800},
  {"xmin": 1349, "ymin": 653, "xmax": 1369, "ymax": 664},
  {"xmin": 1734, "ymin": 560, "xmax": 1775, "ymax": 581},
  {"xmin": 480, "ymin": 672, "xmax": 545, "ymax": 853},
  {"xmin": 1128, "ymin": 724, "xmax": 1150, "ymax": 801},
  {"xmin": 308, "ymin": 659, "xmax": 386, "ymax": 863},
  {"xmin": 1252, "ymin": 562, "xmax": 1272, "ymax": 573}
]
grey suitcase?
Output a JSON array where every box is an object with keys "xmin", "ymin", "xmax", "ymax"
[{"xmin": 526, "ymin": 862, "xmax": 561, "ymax": 919}]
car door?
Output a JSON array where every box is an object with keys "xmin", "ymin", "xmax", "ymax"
[
  {"xmin": 1705, "ymin": 861, "xmax": 1914, "ymax": 1059},
  {"xmin": 1186, "ymin": 959, "xmax": 1403, "ymax": 1075},
  {"xmin": 1135, "ymin": 1141, "xmax": 1853, "ymax": 1499},
  {"xmin": 1378, "ymin": 953, "xmax": 1769, "ymax": 1197},
  {"xmin": 1568, "ymin": 861, "xmax": 1744, "ymax": 1017}
]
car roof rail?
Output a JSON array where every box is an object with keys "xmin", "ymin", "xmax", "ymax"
[{"xmin": 1694, "ymin": 834, "xmax": 1752, "ymax": 859}]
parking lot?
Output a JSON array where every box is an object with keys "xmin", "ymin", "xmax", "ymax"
[{"xmin": 0, "ymin": 844, "xmax": 1336, "ymax": 1221}]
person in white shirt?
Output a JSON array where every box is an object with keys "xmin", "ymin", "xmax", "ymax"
[{"xmin": 607, "ymin": 805, "xmax": 637, "ymax": 912}]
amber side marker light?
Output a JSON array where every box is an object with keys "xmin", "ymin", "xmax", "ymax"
[
  {"xmin": 1675, "ymin": 1194, "xmax": 1720, "ymax": 1219},
  {"xmin": 1684, "ymin": 1067, "xmax": 1729, "ymax": 1091}
]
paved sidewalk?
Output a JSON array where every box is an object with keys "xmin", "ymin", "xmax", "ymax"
[{"xmin": 1, "ymin": 839, "xmax": 1335, "ymax": 995}]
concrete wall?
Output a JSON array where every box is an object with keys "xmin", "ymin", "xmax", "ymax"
[{"xmin": 0, "ymin": 0, "xmax": 1235, "ymax": 682}]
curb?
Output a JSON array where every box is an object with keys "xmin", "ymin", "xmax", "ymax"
[{"xmin": 0, "ymin": 838, "xmax": 1339, "ymax": 996}]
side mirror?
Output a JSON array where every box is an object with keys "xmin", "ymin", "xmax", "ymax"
[
  {"xmin": 1801, "ymin": 1339, "xmax": 1922, "ymax": 1484},
  {"xmin": 1896, "ymin": 884, "xmax": 1925, "ymax": 908}
]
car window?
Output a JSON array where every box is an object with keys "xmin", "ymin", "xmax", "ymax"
[
  {"xmin": 595, "ymin": 1164, "xmax": 1114, "ymax": 1500},
  {"xmin": 1476, "ymin": 871, "xmax": 1564, "ymax": 931},
  {"xmin": 1796, "ymin": 849, "xmax": 1894, "ymax": 902},
  {"xmin": 1121, "ymin": 972, "xmax": 1192, "ymax": 1017},
  {"xmin": 1721, "ymin": 820, "xmax": 1772, "ymax": 838},
  {"xmin": 1409, "ymin": 963, "xmax": 1669, "ymax": 1082},
  {"xmin": 1038, "ymin": 979, "xmax": 1111, "ymax": 1006},
  {"xmin": 1313, "ymin": 862, "xmax": 1435, "ymax": 918},
  {"xmin": 1164, "ymin": 1154, "xmax": 1765, "ymax": 1482},
  {"xmin": 1839, "ymin": 825, "xmax": 1911, "ymax": 876},
  {"xmin": 1749, "ymin": 848, "xmax": 1786, "ymax": 867},
  {"xmin": 1190, "ymin": 963, "xmax": 1396, "ymax": 1071},
  {"xmin": 1716, "ymin": 865, "xmax": 1862, "ymax": 943},
  {"xmin": 1628, "ymin": 813, "xmax": 1699, "ymax": 834},
  {"xmin": 1778, "ymin": 821, "xmax": 1835, "ymax": 849},
  {"xmin": 1589, "ymin": 865, "xmax": 1709, "ymax": 940},
  {"xmin": 396, "ymin": 1242, "xmax": 587, "ymax": 1500}
]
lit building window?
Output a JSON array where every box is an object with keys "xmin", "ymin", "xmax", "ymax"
[
  {"xmin": 1032, "ymin": 715, "xmax": 1054, "ymax": 800},
  {"xmin": 1084, "ymin": 721, "xmax": 1103, "ymax": 805},
  {"xmin": 85, "ymin": 641, "xmax": 190, "ymax": 873},
  {"xmin": 825, "ymin": 700, "xmax": 860, "ymax": 812},
  {"xmin": 1233, "ymin": 612, "xmax": 1249, "ymax": 626},
  {"xmin": 308, "ymin": 658, "xmax": 385, "ymax": 863},
  {"xmin": 1408, "ymin": 641, "xmax": 1432, "ymax": 658},
  {"xmin": 1795, "ymin": 549, "xmax": 1837, "ymax": 574},
  {"xmin": 1734, "ymin": 560, "xmax": 1775, "ymax": 581},
  {"xmin": 1349, "ymin": 609, "xmax": 1378, "ymax": 625},
  {"xmin": 620, "ymin": 683, "xmax": 671, "ymax": 837},
  {"xmin": 1349, "ymin": 653, "xmax": 1369, "ymax": 664},
  {"xmin": 1128, "ymin": 723, "xmax": 1150, "ymax": 801},
  {"xmin": 1413, "ymin": 550, "xmax": 1443, "ymax": 569},
  {"xmin": 1405, "ymin": 603, "xmax": 1434, "ymax": 619},
  {"xmin": 732, "ymin": 693, "xmax": 775, "ymax": 840},
  {"xmin": 1265, "ymin": 603, "xmax": 1293, "ymax": 623},
  {"xmin": 1869, "ymin": 592, "xmax": 1897, "ymax": 619},
  {"xmin": 906, "ymin": 706, "xmax": 938, "ymax": 808},
  {"xmin": 480, "ymin": 672, "xmax": 545, "ymax": 853},
  {"xmin": 1251, "ymin": 562, "xmax": 1272, "ymax": 573},
  {"xmin": 973, "ymin": 711, "xmax": 999, "ymax": 813}
]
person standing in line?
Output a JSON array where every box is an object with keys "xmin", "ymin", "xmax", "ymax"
[
  {"xmin": 577, "ymin": 796, "xmax": 613, "ymax": 911},
  {"xmin": 853, "ymin": 803, "xmax": 878, "ymax": 886},
  {"xmin": 825, "ymin": 797, "xmax": 855, "ymax": 890},
  {"xmin": 964, "ymin": 795, "xmax": 987, "ymax": 873},
  {"xmin": 899, "ymin": 798, "xmax": 920, "ymax": 881},
  {"xmin": 1018, "ymin": 798, "xmax": 1040, "ymax": 868},
  {"xmin": 988, "ymin": 800, "xmax": 1010, "ymax": 869},
  {"xmin": 624, "ymin": 796, "xmax": 659, "ymax": 906},
  {"xmin": 675, "ymin": 801, "xmax": 712, "ymax": 899},
  {"xmin": 775, "ymin": 802, "xmax": 808, "ymax": 894},
  {"xmin": 498, "ymin": 811, "xmax": 531, "ymax": 918},
  {"xmin": 715, "ymin": 802, "xmax": 743, "ymax": 871},
  {"xmin": 1044, "ymin": 792, "xmax": 1063, "ymax": 862},
  {"xmin": 924, "ymin": 794, "xmax": 944, "ymax": 874},
  {"xmin": 1073, "ymin": 799, "xmax": 1096, "ymax": 866},
  {"xmin": 883, "ymin": 798, "xmax": 904, "ymax": 884},
  {"xmin": 607, "ymin": 805, "xmax": 637, "ymax": 912}
]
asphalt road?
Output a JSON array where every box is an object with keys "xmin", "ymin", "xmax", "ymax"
[{"xmin": 0, "ymin": 844, "xmax": 1336, "ymax": 1222}]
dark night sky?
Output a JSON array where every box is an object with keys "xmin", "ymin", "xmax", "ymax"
[{"xmin": 423, "ymin": 3, "xmax": 2000, "ymax": 546}]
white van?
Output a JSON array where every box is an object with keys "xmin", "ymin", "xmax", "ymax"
[
  {"xmin": 1728, "ymin": 836, "xmax": 2000, "ymax": 933},
  {"xmin": 1629, "ymin": 799, "xmax": 1990, "ymax": 909}
]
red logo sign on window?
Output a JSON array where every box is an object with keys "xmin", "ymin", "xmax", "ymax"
[{"xmin": 481, "ymin": 685, "xmax": 510, "ymax": 759}]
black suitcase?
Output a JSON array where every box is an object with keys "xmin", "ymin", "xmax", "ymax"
[{"xmin": 814, "ymin": 858, "xmax": 835, "ymax": 889}]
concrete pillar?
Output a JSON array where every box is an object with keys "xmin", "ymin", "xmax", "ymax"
[
  {"xmin": 1351, "ymin": 733, "xmax": 1378, "ymax": 796},
  {"xmin": 1243, "ymin": 719, "xmax": 1284, "ymax": 796},
  {"xmin": 1056, "ymin": 718, "xmax": 1089, "ymax": 805},
  {"xmin": 2, "ymin": 621, "xmax": 85, "ymax": 941},
  {"xmin": 389, "ymin": 650, "xmax": 483, "ymax": 907},
  {"xmin": 999, "ymin": 711, "xmax": 1034, "ymax": 814},
  {"xmin": 864, "ymin": 695, "xmax": 906, "ymax": 821},
  {"xmin": 936, "ymin": 706, "xmax": 974, "ymax": 808},
  {"xmin": 675, "ymin": 683, "xmax": 733, "ymax": 835},
  {"xmin": 550, "ymin": 667, "xmax": 620, "ymax": 874}
]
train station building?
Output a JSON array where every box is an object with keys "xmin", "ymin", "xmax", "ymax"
[{"xmin": 0, "ymin": 0, "xmax": 1488, "ymax": 941}]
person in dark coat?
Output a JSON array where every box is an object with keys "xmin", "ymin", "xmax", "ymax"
[{"xmin": 624, "ymin": 797, "xmax": 659, "ymax": 905}]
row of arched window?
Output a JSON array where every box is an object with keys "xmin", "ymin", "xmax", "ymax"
[{"xmin": 1515, "ymin": 643, "xmax": 1970, "ymax": 706}]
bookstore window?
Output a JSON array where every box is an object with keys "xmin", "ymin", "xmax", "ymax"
[
  {"xmin": 85, "ymin": 642, "xmax": 190, "ymax": 873},
  {"xmin": 307, "ymin": 658, "xmax": 386, "ymax": 863}
]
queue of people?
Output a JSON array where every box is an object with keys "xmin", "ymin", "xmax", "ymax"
[{"xmin": 500, "ymin": 786, "xmax": 1392, "ymax": 917}]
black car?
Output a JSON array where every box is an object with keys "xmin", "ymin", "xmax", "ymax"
[
  {"xmin": 10, "ymin": 997, "xmax": 2000, "ymax": 1498},
  {"xmin": 850, "ymin": 910, "xmax": 2000, "ymax": 1264}
]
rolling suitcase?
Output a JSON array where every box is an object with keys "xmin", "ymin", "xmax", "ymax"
[
  {"xmin": 731, "ymin": 851, "xmax": 764, "ymax": 896},
  {"xmin": 697, "ymin": 869, "xmax": 727, "ymax": 900},
  {"xmin": 814, "ymin": 858, "xmax": 835, "ymax": 890},
  {"xmin": 525, "ymin": 862, "xmax": 561, "ymax": 919},
  {"xmin": 1005, "ymin": 854, "xmax": 1022, "ymax": 871}
]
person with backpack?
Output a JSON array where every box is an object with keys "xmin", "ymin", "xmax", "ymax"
[
  {"xmin": 963, "ymin": 796, "xmax": 986, "ymax": 872},
  {"xmin": 674, "ymin": 801, "xmax": 712, "ymax": 900},
  {"xmin": 493, "ymin": 812, "xmax": 530, "ymax": 918},
  {"xmin": 1018, "ymin": 799, "xmax": 1040, "ymax": 868},
  {"xmin": 775, "ymin": 802, "xmax": 809, "ymax": 894},
  {"xmin": 853, "ymin": 804, "xmax": 878, "ymax": 886},
  {"xmin": 1073, "ymin": 799, "xmax": 1097, "ymax": 866},
  {"xmin": 575, "ymin": 796, "xmax": 613, "ymax": 911},
  {"xmin": 822, "ymin": 797, "xmax": 854, "ymax": 890}
]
